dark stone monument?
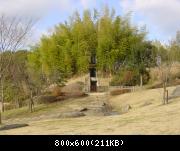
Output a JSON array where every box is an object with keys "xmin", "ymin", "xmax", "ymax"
[{"xmin": 89, "ymin": 54, "xmax": 97, "ymax": 92}]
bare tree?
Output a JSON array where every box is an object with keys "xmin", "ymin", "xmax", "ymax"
[
  {"xmin": 0, "ymin": 14, "xmax": 36, "ymax": 124},
  {"xmin": 156, "ymin": 53, "xmax": 173, "ymax": 105}
]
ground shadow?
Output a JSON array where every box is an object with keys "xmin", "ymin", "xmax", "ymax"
[{"xmin": 0, "ymin": 124, "xmax": 29, "ymax": 131}]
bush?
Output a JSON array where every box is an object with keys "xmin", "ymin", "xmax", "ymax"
[
  {"xmin": 110, "ymin": 68, "xmax": 150, "ymax": 86},
  {"xmin": 4, "ymin": 103, "xmax": 15, "ymax": 110},
  {"xmin": 61, "ymin": 82, "xmax": 85, "ymax": 93},
  {"xmin": 110, "ymin": 69, "xmax": 139, "ymax": 86},
  {"xmin": 51, "ymin": 86, "xmax": 62, "ymax": 97}
]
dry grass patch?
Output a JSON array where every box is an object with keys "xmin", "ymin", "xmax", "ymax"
[{"xmin": 1, "ymin": 86, "xmax": 180, "ymax": 135}]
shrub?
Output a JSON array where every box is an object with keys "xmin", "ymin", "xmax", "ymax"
[
  {"xmin": 110, "ymin": 69, "xmax": 139, "ymax": 86},
  {"xmin": 51, "ymin": 86, "xmax": 62, "ymax": 97},
  {"xmin": 110, "ymin": 67, "xmax": 150, "ymax": 86},
  {"xmin": 61, "ymin": 82, "xmax": 85, "ymax": 93}
]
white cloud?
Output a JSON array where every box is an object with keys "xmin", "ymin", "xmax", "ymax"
[
  {"xmin": 0, "ymin": 0, "xmax": 98, "ymax": 17},
  {"xmin": 0, "ymin": 0, "xmax": 71, "ymax": 17},
  {"xmin": 120, "ymin": 0, "xmax": 180, "ymax": 42},
  {"xmin": 80, "ymin": 0, "xmax": 97, "ymax": 9},
  {"xmin": 0, "ymin": 0, "xmax": 74, "ymax": 45},
  {"xmin": 0, "ymin": 0, "xmax": 101, "ymax": 46}
]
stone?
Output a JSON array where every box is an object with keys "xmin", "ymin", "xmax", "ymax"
[
  {"xmin": 170, "ymin": 86, "xmax": 180, "ymax": 99},
  {"xmin": 79, "ymin": 107, "xmax": 88, "ymax": 112},
  {"xmin": 120, "ymin": 104, "xmax": 132, "ymax": 114}
]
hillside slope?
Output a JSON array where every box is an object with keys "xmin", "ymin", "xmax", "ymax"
[{"xmin": 0, "ymin": 86, "xmax": 180, "ymax": 135}]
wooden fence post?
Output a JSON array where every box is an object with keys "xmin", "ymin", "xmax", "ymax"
[
  {"xmin": 0, "ymin": 112, "xmax": 1, "ymax": 124},
  {"xmin": 166, "ymin": 90, "xmax": 169, "ymax": 104},
  {"xmin": 0, "ymin": 101, "xmax": 2, "ymax": 124}
]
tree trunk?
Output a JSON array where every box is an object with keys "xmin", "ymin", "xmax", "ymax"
[
  {"xmin": 0, "ymin": 95, "xmax": 1, "ymax": 124},
  {"xmin": 163, "ymin": 82, "xmax": 167, "ymax": 105},
  {"xmin": 0, "ymin": 112, "xmax": 1, "ymax": 124},
  {"xmin": 0, "ymin": 100, "xmax": 2, "ymax": 124},
  {"xmin": 29, "ymin": 90, "xmax": 34, "ymax": 113},
  {"xmin": 166, "ymin": 90, "xmax": 169, "ymax": 104},
  {"xmin": 140, "ymin": 74, "xmax": 143, "ymax": 88},
  {"xmin": 0, "ymin": 77, "xmax": 4, "ymax": 112},
  {"xmin": 15, "ymin": 98, "xmax": 20, "ymax": 109}
]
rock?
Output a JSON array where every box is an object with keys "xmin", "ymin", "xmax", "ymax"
[
  {"xmin": 58, "ymin": 111, "xmax": 85, "ymax": 118},
  {"xmin": 120, "ymin": 104, "xmax": 132, "ymax": 114},
  {"xmin": 170, "ymin": 86, "xmax": 180, "ymax": 99},
  {"xmin": 172, "ymin": 87, "xmax": 180, "ymax": 96},
  {"xmin": 79, "ymin": 107, "xmax": 88, "ymax": 112},
  {"xmin": 83, "ymin": 102, "xmax": 112, "ymax": 116}
]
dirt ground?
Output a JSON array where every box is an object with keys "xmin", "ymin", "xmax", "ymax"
[{"xmin": 0, "ymin": 86, "xmax": 180, "ymax": 135}]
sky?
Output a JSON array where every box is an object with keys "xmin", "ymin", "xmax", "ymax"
[{"xmin": 0, "ymin": 0, "xmax": 180, "ymax": 45}]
